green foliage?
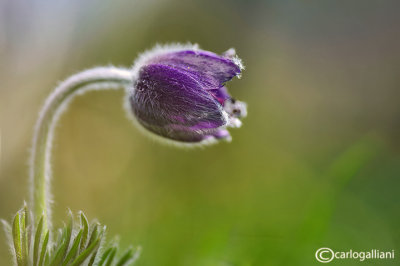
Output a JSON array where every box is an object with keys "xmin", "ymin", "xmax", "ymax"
[{"xmin": 2, "ymin": 204, "xmax": 140, "ymax": 266}]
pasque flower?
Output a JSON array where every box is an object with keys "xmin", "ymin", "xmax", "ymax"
[
  {"xmin": 127, "ymin": 44, "xmax": 247, "ymax": 145},
  {"xmin": 2, "ymin": 43, "xmax": 248, "ymax": 265}
]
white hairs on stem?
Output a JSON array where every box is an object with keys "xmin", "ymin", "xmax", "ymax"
[{"xmin": 29, "ymin": 66, "xmax": 132, "ymax": 232}]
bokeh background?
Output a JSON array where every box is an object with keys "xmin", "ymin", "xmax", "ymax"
[{"xmin": 1, "ymin": 0, "xmax": 399, "ymax": 265}]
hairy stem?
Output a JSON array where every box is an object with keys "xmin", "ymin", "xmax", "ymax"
[{"xmin": 29, "ymin": 67, "xmax": 132, "ymax": 232}]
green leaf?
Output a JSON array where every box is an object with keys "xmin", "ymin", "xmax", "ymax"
[
  {"xmin": 62, "ymin": 210, "xmax": 74, "ymax": 259},
  {"xmin": 23, "ymin": 203, "xmax": 31, "ymax": 253},
  {"xmin": 115, "ymin": 247, "xmax": 134, "ymax": 266},
  {"xmin": 38, "ymin": 231, "xmax": 49, "ymax": 266},
  {"xmin": 98, "ymin": 246, "xmax": 113, "ymax": 266},
  {"xmin": 104, "ymin": 247, "xmax": 117, "ymax": 266},
  {"xmin": 87, "ymin": 248, "xmax": 99, "ymax": 266},
  {"xmin": 33, "ymin": 216, "xmax": 44, "ymax": 266},
  {"xmin": 62, "ymin": 229, "xmax": 83, "ymax": 265},
  {"xmin": 12, "ymin": 211, "xmax": 22, "ymax": 266},
  {"xmin": 86, "ymin": 223, "xmax": 99, "ymax": 249},
  {"xmin": 49, "ymin": 239, "xmax": 67, "ymax": 266},
  {"xmin": 44, "ymin": 252, "xmax": 50, "ymax": 266},
  {"xmin": 5, "ymin": 208, "xmax": 139, "ymax": 266},
  {"xmin": 70, "ymin": 235, "xmax": 101, "ymax": 266},
  {"xmin": 79, "ymin": 212, "xmax": 89, "ymax": 253},
  {"xmin": 20, "ymin": 209, "xmax": 28, "ymax": 266},
  {"xmin": 23, "ymin": 204, "xmax": 29, "ymax": 230}
]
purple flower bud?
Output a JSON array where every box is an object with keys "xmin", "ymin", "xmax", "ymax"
[{"xmin": 127, "ymin": 44, "xmax": 247, "ymax": 146}]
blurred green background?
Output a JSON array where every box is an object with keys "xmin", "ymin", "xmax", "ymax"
[{"xmin": 1, "ymin": 0, "xmax": 399, "ymax": 265}]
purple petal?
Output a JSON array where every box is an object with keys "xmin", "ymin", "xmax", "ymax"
[
  {"xmin": 208, "ymin": 86, "xmax": 231, "ymax": 105},
  {"xmin": 212, "ymin": 129, "xmax": 231, "ymax": 140},
  {"xmin": 150, "ymin": 50, "xmax": 242, "ymax": 90},
  {"xmin": 130, "ymin": 63, "xmax": 227, "ymax": 142}
]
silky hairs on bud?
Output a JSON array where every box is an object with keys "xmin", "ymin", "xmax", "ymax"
[{"xmin": 124, "ymin": 43, "xmax": 247, "ymax": 147}]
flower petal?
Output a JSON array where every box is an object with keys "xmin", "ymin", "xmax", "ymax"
[
  {"xmin": 208, "ymin": 86, "xmax": 231, "ymax": 105},
  {"xmin": 150, "ymin": 50, "xmax": 242, "ymax": 90},
  {"xmin": 130, "ymin": 63, "xmax": 228, "ymax": 142}
]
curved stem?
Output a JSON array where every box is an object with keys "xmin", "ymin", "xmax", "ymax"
[{"xmin": 29, "ymin": 67, "xmax": 132, "ymax": 232}]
